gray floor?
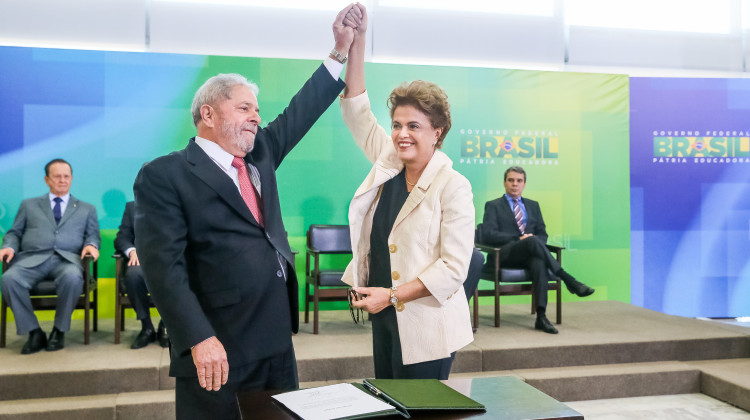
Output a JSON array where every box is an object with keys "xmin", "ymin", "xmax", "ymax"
[{"xmin": 568, "ymin": 394, "xmax": 750, "ymax": 419}]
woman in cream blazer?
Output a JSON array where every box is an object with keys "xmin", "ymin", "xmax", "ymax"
[{"xmin": 339, "ymin": 5, "xmax": 474, "ymax": 380}]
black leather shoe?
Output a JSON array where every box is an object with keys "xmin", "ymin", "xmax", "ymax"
[
  {"xmin": 21, "ymin": 329, "xmax": 47, "ymax": 354},
  {"xmin": 157, "ymin": 321, "xmax": 169, "ymax": 348},
  {"xmin": 46, "ymin": 327, "xmax": 65, "ymax": 351},
  {"xmin": 568, "ymin": 281, "xmax": 595, "ymax": 297},
  {"xmin": 131, "ymin": 327, "xmax": 156, "ymax": 349},
  {"xmin": 535, "ymin": 316, "xmax": 559, "ymax": 334}
]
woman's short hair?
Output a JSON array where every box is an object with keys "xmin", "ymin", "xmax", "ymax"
[
  {"xmin": 387, "ymin": 80, "xmax": 452, "ymax": 148},
  {"xmin": 191, "ymin": 73, "xmax": 259, "ymax": 127}
]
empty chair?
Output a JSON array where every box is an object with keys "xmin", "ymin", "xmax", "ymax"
[{"xmin": 304, "ymin": 224, "xmax": 352, "ymax": 334}]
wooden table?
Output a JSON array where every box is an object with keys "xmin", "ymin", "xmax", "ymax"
[{"xmin": 237, "ymin": 376, "xmax": 583, "ymax": 420}]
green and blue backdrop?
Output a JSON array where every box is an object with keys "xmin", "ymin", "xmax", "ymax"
[{"xmin": 0, "ymin": 46, "xmax": 630, "ymax": 322}]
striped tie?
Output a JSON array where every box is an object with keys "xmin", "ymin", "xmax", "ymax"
[{"xmin": 513, "ymin": 198, "xmax": 525, "ymax": 234}]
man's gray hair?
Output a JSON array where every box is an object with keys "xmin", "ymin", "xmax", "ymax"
[{"xmin": 191, "ymin": 73, "xmax": 259, "ymax": 127}]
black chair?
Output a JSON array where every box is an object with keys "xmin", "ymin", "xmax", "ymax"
[
  {"xmin": 473, "ymin": 223, "xmax": 562, "ymax": 328},
  {"xmin": 112, "ymin": 253, "xmax": 157, "ymax": 345},
  {"xmin": 0, "ymin": 255, "xmax": 98, "ymax": 347},
  {"xmin": 304, "ymin": 224, "xmax": 352, "ymax": 334}
]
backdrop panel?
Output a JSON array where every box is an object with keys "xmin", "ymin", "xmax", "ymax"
[
  {"xmin": 630, "ymin": 77, "xmax": 750, "ymax": 317},
  {"xmin": 0, "ymin": 46, "xmax": 631, "ymax": 318}
]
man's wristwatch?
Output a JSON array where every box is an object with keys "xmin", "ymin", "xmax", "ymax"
[
  {"xmin": 390, "ymin": 286, "xmax": 405, "ymax": 312},
  {"xmin": 330, "ymin": 48, "xmax": 347, "ymax": 64}
]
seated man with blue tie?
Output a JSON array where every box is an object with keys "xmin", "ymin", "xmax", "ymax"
[
  {"xmin": 0, "ymin": 158, "xmax": 100, "ymax": 353},
  {"xmin": 481, "ymin": 166, "xmax": 594, "ymax": 334},
  {"xmin": 115, "ymin": 200, "xmax": 168, "ymax": 349}
]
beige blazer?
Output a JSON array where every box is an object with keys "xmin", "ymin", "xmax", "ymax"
[{"xmin": 340, "ymin": 91, "xmax": 475, "ymax": 365}]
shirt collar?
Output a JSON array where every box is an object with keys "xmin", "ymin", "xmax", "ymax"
[
  {"xmin": 195, "ymin": 136, "xmax": 237, "ymax": 172},
  {"xmin": 49, "ymin": 193, "xmax": 70, "ymax": 203},
  {"xmin": 504, "ymin": 194, "xmax": 522, "ymax": 205}
]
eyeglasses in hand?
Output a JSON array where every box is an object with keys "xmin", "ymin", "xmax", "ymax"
[{"xmin": 347, "ymin": 288, "xmax": 365, "ymax": 325}]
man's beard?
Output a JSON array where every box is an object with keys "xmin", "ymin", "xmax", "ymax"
[{"xmin": 222, "ymin": 119, "xmax": 255, "ymax": 153}]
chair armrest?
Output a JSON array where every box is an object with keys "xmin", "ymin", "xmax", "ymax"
[
  {"xmin": 545, "ymin": 244, "xmax": 564, "ymax": 262},
  {"xmin": 474, "ymin": 242, "xmax": 501, "ymax": 256},
  {"xmin": 306, "ymin": 247, "xmax": 321, "ymax": 256},
  {"xmin": 82, "ymin": 255, "xmax": 98, "ymax": 290}
]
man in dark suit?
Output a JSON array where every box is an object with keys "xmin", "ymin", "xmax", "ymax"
[
  {"xmin": 114, "ymin": 200, "xmax": 168, "ymax": 349},
  {"xmin": 133, "ymin": 6, "xmax": 359, "ymax": 418},
  {"xmin": 481, "ymin": 166, "xmax": 594, "ymax": 334},
  {"xmin": 0, "ymin": 158, "xmax": 100, "ymax": 353}
]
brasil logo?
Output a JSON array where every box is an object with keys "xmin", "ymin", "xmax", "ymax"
[
  {"xmin": 462, "ymin": 135, "xmax": 558, "ymax": 159},
  {"xmin": 654, "ymin": 136, "xmax": 749, "ymax": 158}
]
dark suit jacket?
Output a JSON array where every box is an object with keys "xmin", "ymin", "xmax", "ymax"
[
  {"xmin": 134, "ymin": 64, "xmax": 345, "ymax": 377},
  {"xmin": 481, "ymin": 195, "xmax": 548, "ymax": 262},
  {"xmin": 1, "ymin": 194, "xmax": 100, "ymax": 268},
  {"xmin": 114, "ymin": 201, "xmax": 135, "ymax": 256}
]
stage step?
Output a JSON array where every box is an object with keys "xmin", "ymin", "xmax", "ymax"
[
  {"xmin": 692, "ymin": 358, "xmax": 750, "ymax": 413},
  {"xmin": 0, "ymin": 361, "xmax": 748, "ymax": 419},
  {"xmin": 506, "ymin": 358, "xmax": 750, "ymax": 413},
  {"xmin": 0, "ymin": 301, "xmax": 747, "ymax": 418},
  {"xmin": 292, "ymin": 300, "xmax": 750, "ymax": 381},
  {"xmin": 0, "ymin": 390, "xmax": 174, "ymax": 420}
]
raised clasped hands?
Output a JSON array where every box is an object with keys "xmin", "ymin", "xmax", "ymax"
[
  {"xmin": 345, "ymin": 3, "xmax": 367, "ymax": 41},
  {"xmin": 334, "ymin": 3, "xmax": 367, "ymax": 55}
]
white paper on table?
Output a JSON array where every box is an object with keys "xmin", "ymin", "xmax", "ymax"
[{"xmin": 271, "ymin": 383, "xmax": 395, "ymax": 420}]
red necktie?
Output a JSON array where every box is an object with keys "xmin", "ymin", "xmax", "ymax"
[
  {"xmin": 231, "ymin": 157, "xmax": 264, "ymax": 226},
  {"xmin": 513, "ymin": 198, "xmax": 525, "ymax": 234}
]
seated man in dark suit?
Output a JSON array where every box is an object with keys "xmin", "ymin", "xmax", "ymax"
[
  {"xmin": 115, "ymin": 200, "xmax": 168, "ymax": 349},
  {"xmin": 481, "ymin": 166, "xmax": 594, "ymax": 334},
  {"xmin": 0, "ymin": 158, "xmax": 100, "ymax": 353}
]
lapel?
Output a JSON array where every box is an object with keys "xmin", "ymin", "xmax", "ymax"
[
  {"xmin": 391, "ymin": 151, "xmax": 452, "ymax": 231},
  {"xmin": 185, "ymin": 139, "xmax": 259, "ymax": 226},
  {"xmin": 521, "ymin": 198, "xmax": 535, "ymax": 228},
  {"xmin": 36, "ymin": 194, "xmax": 56, "ymax": 226},
  {"xmin": 352, "ymin": 148, "xmax": 403, "ymax": 199},
  {"xmin": 58, "ymin": 195, "xmax": 80, "ymax": 227}
]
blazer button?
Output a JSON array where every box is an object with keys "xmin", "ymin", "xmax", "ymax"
[
  {"xmin": 276, "ymin": 270, "xmax": 283, "ymax": 278},
  {"xmin": 389, "ymin": 244, "xmax": 397, "ymax": 253},
  {"xmin": 391, "ymin": 271, "xmax": 400, "ymax": 280}
]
